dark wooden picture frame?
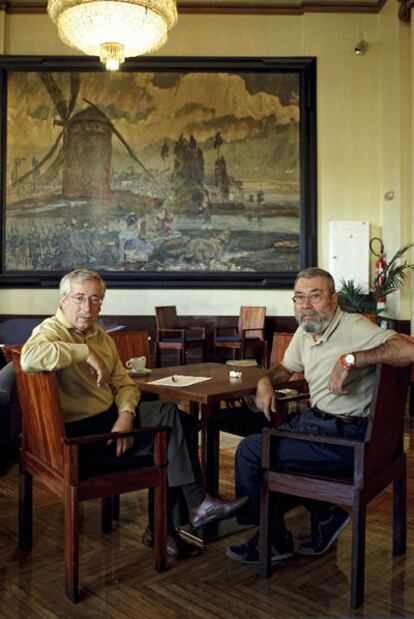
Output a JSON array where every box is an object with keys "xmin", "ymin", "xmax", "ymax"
[{"xmin": 0, "ymin": 55, "xmax": 316, "ymax": 289}]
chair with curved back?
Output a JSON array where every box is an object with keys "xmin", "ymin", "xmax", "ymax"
[
  {"xmin": 155, "ymin": 306, "xmax": 206, "ymax": 366},
  {"xmin": 11, "ymin": 349, "xmax": 168, "ymax": 602},
  {"xmin": 213, "ymin": 306, "xmax": 268, "ymax": 368}
]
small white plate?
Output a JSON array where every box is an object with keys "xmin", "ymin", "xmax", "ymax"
[{"xmin": 128, "ymin": 368, "xmax": 152, "ymax": 376}]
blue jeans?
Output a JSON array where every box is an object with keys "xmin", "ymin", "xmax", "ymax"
[{"xmin": 235, "ymin": 407, "xmax": 368, "ymax": 530}]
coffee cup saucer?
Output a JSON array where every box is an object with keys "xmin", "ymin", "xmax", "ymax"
[{"xmin": 127, "ymin": 368, "xmax": 151, "ymax": 376}]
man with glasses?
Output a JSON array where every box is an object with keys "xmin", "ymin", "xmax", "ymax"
[
  {"xmin": 226, "ymin": 266, "xmax": 414, "ymax": 565},
  {"xmin": 21, "ymin": 268, "xmax": 247, "ymax": 560}
]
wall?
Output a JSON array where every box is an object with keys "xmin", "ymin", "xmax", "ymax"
[{"xmin": 0, "ymin": 3, "xmax": 411, "ymax": 320}]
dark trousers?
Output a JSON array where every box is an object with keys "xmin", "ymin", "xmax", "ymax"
[
  {"xmin": 235, "ymin": 407, "xmax": 368, "ymax": 532},
  {"xmin": 66, "ymin": 400, "xmax": 204, "ymax": 528}
]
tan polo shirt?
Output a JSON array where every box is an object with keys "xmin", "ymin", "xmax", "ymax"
[
  {"xmin": 21, "ymin": 308, "xmax": 140, "ymax": 423},
  {"xmin": 282, "ymin": 308, "xmax": 395, "ymax": 416}
]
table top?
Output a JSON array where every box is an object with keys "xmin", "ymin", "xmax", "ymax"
[{"xmin": 133, "ymin": 362, "xmax": 266, "ymax": 405}]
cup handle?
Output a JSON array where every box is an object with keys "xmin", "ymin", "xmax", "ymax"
[{"xmin": 125, "ymin": 360, "xmax": 132, "ymax": 369}]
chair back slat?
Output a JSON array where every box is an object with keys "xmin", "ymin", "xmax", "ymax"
[
  {"xmin": 365, "ymin": 363, "xmax": 411, "ymax": 479},
  {"xmin": 238, "ymin": 306, "xmax": 266, "ymax": 339},
  {"xmin": 155, "ymin": 306, "xmax": 178, "ymax": 331},
  {"xmin": 11, "ymin": 350, "xmax": 65, "ymax": 473},
  {"xmin": 110, "ymin": 331, "xmax": 151, "ymax": 368},
  {"xmin": 269, "ymin": 332, "xmax": 304, "ymax": 381}
]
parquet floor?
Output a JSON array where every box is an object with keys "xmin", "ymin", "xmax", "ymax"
[{"xmin": 2, "ymin": 429, "xmax": 414, "ymax": 618}]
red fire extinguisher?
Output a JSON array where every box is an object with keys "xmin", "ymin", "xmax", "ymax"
[{"xmin": 370, "ymin": 237, "xmax": 387, "ymax": 303}]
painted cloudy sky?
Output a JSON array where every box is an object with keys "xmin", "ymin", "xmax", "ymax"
[{"xmin": 7, "ymin": 70, "xmax": 300, "ymax": 183}]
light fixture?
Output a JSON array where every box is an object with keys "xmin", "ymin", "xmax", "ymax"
[{"xmin": 48, "ymin": 0, "xmax": 178, "ymax": 71}]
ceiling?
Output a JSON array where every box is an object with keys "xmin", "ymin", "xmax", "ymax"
[{"xmin": 1, "ymin": 0, "xmax": 386, "ymax": 15}]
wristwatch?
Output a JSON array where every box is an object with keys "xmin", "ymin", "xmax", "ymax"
[{"xmin": 340, "ymin": 353, "xmax": 356, "ymax": 371}]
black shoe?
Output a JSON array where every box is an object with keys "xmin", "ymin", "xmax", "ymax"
[
  {"xmin": 298, "ymin": 507, "xmax": 351, "ymax": 556},
  {"xmin": 189, "ymin": 494, "xmax": 249, "ymax": 529},
  {"xmin": 226, "ymin": 530, "xmax": 294, "ymax": 565},
  {"xmin": 142, "ymin": 526, "xmax": 202, "ymax": 559}
]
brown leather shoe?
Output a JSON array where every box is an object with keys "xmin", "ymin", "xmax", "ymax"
[
  {"xmin": 141, "ymin": 525, "xmax": 202, "ymax": 559},
  {"xmin": 189, "ymin": 493, "xmax": 249, "ymax": 529}
]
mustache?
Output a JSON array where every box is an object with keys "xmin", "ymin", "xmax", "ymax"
[{"xmin": 79, "ymin": 312, "xmax": 94, "ymax": 319}]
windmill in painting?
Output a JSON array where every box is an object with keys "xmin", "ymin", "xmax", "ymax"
[{"xmin": 4, "ymin": 66, "xmax": 304, "ymax": 276}]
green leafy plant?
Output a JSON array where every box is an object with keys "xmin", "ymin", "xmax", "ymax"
[{"xmin": 338, "ymin": 242, "xmax": 414, "ymax": 315}]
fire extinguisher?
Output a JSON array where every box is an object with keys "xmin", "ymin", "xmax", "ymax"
[{"xmin": 370, "ymin": 237, "xmax": 387, "ymax": 303}]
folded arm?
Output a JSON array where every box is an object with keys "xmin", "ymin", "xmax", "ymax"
[{"xmin": 329, "ymin": 333, "xmax": 414, "ymax": 395}]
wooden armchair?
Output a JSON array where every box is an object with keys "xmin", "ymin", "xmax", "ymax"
[
  {"xmin": 11, "ymin": 350, "xmax": 168, "ymax": 602},
  {"xmin": 213, "ymin": 306, "xmax": 268, "ymax": 368},
  {"xmin": 259, "ymin": 363, "xmax": 411, "ymax": 609},
  {"xmin": 155, "ymin": 306, "xmax": 206, "ymax": 366},
  {"xmin": 110, "ymin": 330, "xmax": 151, "ymax": 367}
]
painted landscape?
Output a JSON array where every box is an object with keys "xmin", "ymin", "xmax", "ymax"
[{"xmin": 5, "ymin": 69, "xmax": 301, "ymax": 274}]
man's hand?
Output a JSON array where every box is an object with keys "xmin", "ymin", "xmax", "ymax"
[
  {"xmin": 255, "ymin": 376, "xmax": 277, "ymax": 421},
  {"xmin": 107, "ymin": 411, "xmax": 135, "ymax": 456},
  {"xmin": 86, "ymin": 346, "xmax": 110, "ymax": 387},
  {"xmin": 328, "ymin": 358, "xmax": 350, "ymax": 395}
]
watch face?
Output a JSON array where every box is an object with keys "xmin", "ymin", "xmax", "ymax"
[{"xmin": 345, "ymin": 353, "xmax": 355, "ymax": 366}]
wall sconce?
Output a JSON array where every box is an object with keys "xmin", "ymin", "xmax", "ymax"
[{"xmin": 354, "ymin": 40, "xmax": 369, "ymax": 56}]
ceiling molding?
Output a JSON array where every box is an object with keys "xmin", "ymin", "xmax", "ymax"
[{"xmin": 0, "ymin": 0, "xmax": 386, "ymax": 14}]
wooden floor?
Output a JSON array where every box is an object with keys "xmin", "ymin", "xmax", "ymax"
[{"xmin": 2, "ymin": 429, "xmax": 414, "ymax": 619}]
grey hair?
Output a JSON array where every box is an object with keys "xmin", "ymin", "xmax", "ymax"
[
  {"xmin": 59, "ymin": 268, "xmax": 106, "ymax": 298},
  {"xmin": 295, "ymin": 267, "xmax": 335, "ymax": 294}
]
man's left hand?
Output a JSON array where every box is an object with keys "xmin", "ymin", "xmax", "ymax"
[
  {"xmin": 107, "ymin": 411, "xmax": 135, "ymax": 456},
  {"xmin": 328, "ymin": 358, "xmax": 350, "ymax": 395}
]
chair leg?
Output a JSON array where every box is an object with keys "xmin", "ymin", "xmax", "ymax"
[
  {"xmin": 64, "ymin": 485, "xmax": 80, "ymax": 603},
  {"xmin": 259, "ymin": 477, "xmax": 272, "ymax": 578},
  {"xmin": 180, "ymin": 348, "xmax": 185, "ymax": 365},
  {"xmin": 153, "ymin": 475, "xmax": 168, "ymax": 572},
  {"xmin": 393, "ymin": 466, "xmax": 407, "ymax": 556},
  {"xmin": 351, "ymin": 501, "xmax": 366, "ymax": 610},
  {"xmin": 155, "ymin": 343, "xmax": 161, "ymax": 368},
  {"xmin": 19, "ymin": 468, "xmax": 32, "ymax": 551},
  {"xmin": 113, "ymin": 495, "xmax": 120, "ymax": 521},
  {"xmin": 101, "ymin": 497, "xmax": 113, "ymax": 533}
]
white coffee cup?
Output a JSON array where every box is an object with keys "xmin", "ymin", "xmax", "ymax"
[{"xmin": 126, "ymin": 356, "xmax": 146, "ymax": 372}]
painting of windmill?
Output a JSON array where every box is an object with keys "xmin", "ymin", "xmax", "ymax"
[{"xmin": 4, "ymin": 65, "xmax": 306, "ymax": 278}]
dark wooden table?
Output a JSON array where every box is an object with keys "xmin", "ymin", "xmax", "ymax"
[{"xmin": 134, "ymin": 362, "xmax": 265, "ymax": 495}]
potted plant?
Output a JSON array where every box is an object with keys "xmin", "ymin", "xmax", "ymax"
[{"xmin": 338, "ymin": 242, "xmax": 414, "ymax": 317}]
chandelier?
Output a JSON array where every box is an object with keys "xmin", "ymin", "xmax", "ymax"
[{"xmin": 48, "ymin": 0, "xmax": 178, "ymax": 71}]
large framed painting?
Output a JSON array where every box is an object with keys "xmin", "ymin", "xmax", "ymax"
[{"xmin": 0, "ymin": 56, "xmax": 316, "ymax": 288}]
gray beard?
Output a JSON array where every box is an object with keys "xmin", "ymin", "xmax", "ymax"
[{"xmin": 297, "ymin": 310, "xmax": 333, "ymax": 335}]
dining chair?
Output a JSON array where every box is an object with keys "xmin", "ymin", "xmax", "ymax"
[
  {"xmin": 11, "ymin": 349, "xmax": 168, "ymax": 602},
  {"xmin": 213, "ymin": 306, "xmax": 268, "ymax": 368},
  {"xmin": 155, "ymin": 305, "xmax": 206, "ymax": 366},
  {"xmin": 259, "ymin": 362, "xmax": 411, "ymax": 609},
  {"xmin": 110, "ymin": 330, "xmax": 151, "ymax": 367}
]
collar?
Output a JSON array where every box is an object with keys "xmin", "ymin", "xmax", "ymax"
[
  {"xmin": 55, "ymin": 307, "xmax": 99, "ymax": 338},
  {"xmin": 301, "ymin": 307, "xmax": 343, "ymax": 345}
]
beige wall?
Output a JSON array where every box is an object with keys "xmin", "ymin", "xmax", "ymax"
[{"xmin": 0, "ymin": 4, "xmax": 412, "ymax": 320}]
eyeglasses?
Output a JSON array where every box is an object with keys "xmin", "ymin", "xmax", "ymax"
[
  {"xmin": 69, "ymin": 295, "xmax": 102, "ymax": 306},
  {"xmin": 292, "ymin": 293, "xmax": 325, "ymax": 305}
]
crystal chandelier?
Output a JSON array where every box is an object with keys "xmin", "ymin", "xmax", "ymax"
[{"xmin": 48, "ymin": 0, "xmax": 178, "ymax": 71}]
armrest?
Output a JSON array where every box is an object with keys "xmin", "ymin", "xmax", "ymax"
[
  {"xmin": 240, "ymin": 327, "xmax": 264, "ymax": 338},
  {"xmin": 264, "ymin": 426, "xmax": 365, "ymax": 448},
  {"xmin": 158, "ymin": 328, "xmax": 185, "ymax": 340},
  {"xmin": 64, "ymin": 425, "xmax": 168, "ymax": 446}
]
